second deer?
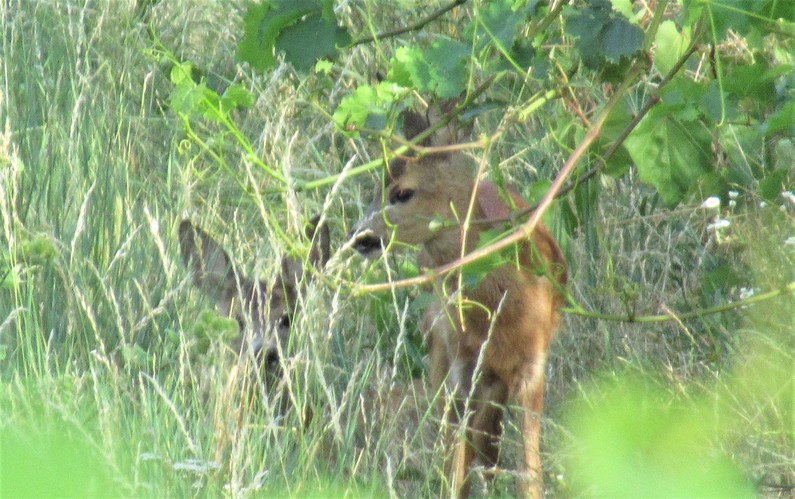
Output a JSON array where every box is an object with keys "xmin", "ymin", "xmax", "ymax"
[
  {"xmin": 349, "ymin": 106, "xmax": 567, "ymax": 497},
  {"xmin": 178, "ymin": 215, "xmax": 329, "ymax": 400}
]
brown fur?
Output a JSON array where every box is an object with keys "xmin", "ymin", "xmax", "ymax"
[{"xmin": 350, "ymin": 110, "xmax": 566, "ymax": 498}]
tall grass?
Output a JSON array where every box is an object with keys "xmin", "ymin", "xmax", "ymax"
[{"xmin": 1, "ymin": 1, "xmax": 792, "ymax": 497}]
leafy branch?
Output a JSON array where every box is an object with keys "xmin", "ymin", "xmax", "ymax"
[{"xmin": 474, "ymin": 40, "xmax": 701, "ymax": 226}]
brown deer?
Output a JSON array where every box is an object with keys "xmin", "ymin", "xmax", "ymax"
[
  {"xmin": 178, "ymin": 215, "xmax": 330, "ymax": 397},
  {"xmin": 349, "ymin": 107, "xmax": 567, "ymax": 497}
]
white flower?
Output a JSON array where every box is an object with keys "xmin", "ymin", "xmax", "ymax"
[
  {"xmin": 782, "ymin": 191, "xmax": 795, "ymax": 204},
  {"xmin": 739, "ymin": 287, "xmax": 755, "ymax": 300},
  {"xmin": 785, "ymin": 236, "xmax": 795, "ymax": 246},
  {"xmin": 702, "ymin": 196, "xmax": 721, "ymax": 210},
  {"xmin": 707, "ymin": 219, "xmax": 731, "ymax": 231},
  {"xmin": 728, "ymin": 190, "xmax": 739, "ymax": 199}
]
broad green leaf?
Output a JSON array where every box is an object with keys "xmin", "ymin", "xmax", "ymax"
[
  {"xmin": 461, "ymin": 229, "xmax": 512, "ymax": 289},
  {"xmin": 238, "ymin": 1, "xmax": 315, "ymax": 71},
  {"xmin": 565, "ymin": 0, "xmax": 644, "ymax": 71},
  {"xmin": 478, "ymin": 0, "xmax": 524, "ymax": 52},
  {"xmin": 388, "ymin": 39, "xmax": 469, "ymax": 99},
  {"xmin": 593, "ymin": 104, "xmax": 634, "ymax": 177},
  {"xmin": 388, "ymin": 46, "xmax": 431, "ymax": 89},
  {"xmin": 686, "ymin": 0, "xmax": 795, "ymax": 38},
  {"xmin": 220, "ymin": 84, "xmax": 255, "ymax": 113},
  {"xmin": 759, "ymin": 169, "xmax": 792, "ymax": 202},
  {"xmin": 723, "ymin": 62, "xmax": 779, "ymax": 101},
  {"xmin": 238, "ymin": 0, "xmax": 348, "ymax": 73},
  {"xmin": 425, "ymin": 38, "xmax": 470, "ymax": 98},
  {"xmin": 276, "ymin": 12, "xmax": 351, "ymax": 73},
  {"xmin": 654, "ymin": 20, "xmax": 691, "ymax": 75},
  {"xmin": 567, "ymin": 378, "xmax": 755, "ymax": 497},
  {"xmin": 762, "ymin": 100, "xmax": 795, "ymax": 137},
  {"xmin": 624, "ymin": 107, "xmax": 713, "ymax": 207},
  {"xmin": 609, "ymin": 0, "xmax": 634, "ymax": 19}
]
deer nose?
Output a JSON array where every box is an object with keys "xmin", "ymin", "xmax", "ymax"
[
  {"xmin": 349, "ymin": 230, "xmax": 383, "ymax": 256},
  {"xmin": 263, "ymin": 348, "xmax": 279, "ymax": 371}
]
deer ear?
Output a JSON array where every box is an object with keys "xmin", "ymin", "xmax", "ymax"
[
  {"xmin": 400, "ymin": 110, "xmax": 432, "ymax": 146},
  {"xmin": 178, "ymin": 220, "xmax": 236, "ymax": 309},
  {"xmin": 305, "ymin": 214, "xmax": 330, "ymax": 269},
  {"xmin": 425, "ymin": 96, "xmax": 471, "ymax": 147},
  {"xmin": 277, "ymin": 256, "xmax": 302, "ymax": 311},
  {"xmin": 401, "ymin": 96, "xmax": 471, "ymax": 149}
]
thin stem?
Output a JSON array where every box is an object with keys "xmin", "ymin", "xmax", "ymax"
[
  {"xmin": 348, "ymin": 0, "xmax": 469, "ymax": 48},
  {"xmin": 563, "ymin": 281, "xmax": 795, "ymax": 323}
]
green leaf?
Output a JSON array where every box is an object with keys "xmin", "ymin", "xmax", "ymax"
[
  {"xmin": 594, "ymin": 104, "xmax": 634, "ymax": 177},
  {"xmin": 654, "ymin": 20, "xmax": 691, "ymax": 76},
  {"xmin": 461, "ymin": 229, "xmax": 512, "ymax": 289},
  {"xmin": 425, "ymin": 38, "xmax": 470, "ymax": 98},
  {"xmin": 276, "ymin": 12, "xmax": 351, "ymax": 73},
  {"xmin": 238, "ymin": 1, "xmax": 312, "ymax": 71},
  {"xmin": 191, "ymin": 309, "xmax": 239, "ymax": 354},
  {"xmin": 387, "ymin": 39, "xmax": 469, "ymax": 99},
  {"xmin": 238, "ymin": 0, "xmax": 349, "ymax": 73},
  {"xmin": 624, "ymin": 107, "xmax": 713, "ymax": 207},
  {"xmin": 565, "ymin": 0, "xmax": 644, "ymax": 71},
  {"xmin": 758, "ymin": 169, "xmax": 791, "ymax": 202},
  {"xmin": 332, "ymin": 81, "xmax": 408, "ymax": 135},
  {"xmin": 388, "ymin": 46, "xmax": 431, "ymax": 89},
  {"xmin": 567, "ymin": 377, "xmax": 756, "ymax": 497},
  {"xmin": 686, "ymin": 0, "xmax": 795, "ymax": 38},
  {"xmin": 478, "ymin": 0, "xmax": 525, "ymax": 53},
  {"xmin": 220, "ymin": 84, "xmax": 254, "ymax": 114},
  {"xmin": 762, "ymin": 100, "xmax": 795, "ymax": 137}
]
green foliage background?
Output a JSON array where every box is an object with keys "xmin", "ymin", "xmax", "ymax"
[{"xmin": 0, "ymin": 0, "xmax": 792, "ymax": 496}]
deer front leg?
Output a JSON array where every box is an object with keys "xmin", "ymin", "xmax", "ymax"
[{"xmin": 514, "ymin": 362, "xmax": 546, "ymax": 498}]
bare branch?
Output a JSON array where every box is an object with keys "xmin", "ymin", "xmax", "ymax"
[{"xmin": 348, "ymin": 0, "xmax": 469, "ymax": 48}]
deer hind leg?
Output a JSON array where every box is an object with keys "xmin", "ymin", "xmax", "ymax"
[
  {"xmin": 464, "ymin": 373, "xmax": 509, "ymax": 495},
  {"xmin": 513, "ymin": 360, "xmax": 547, "ymax": 499}
]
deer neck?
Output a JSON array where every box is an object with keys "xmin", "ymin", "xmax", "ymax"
[{"xmin": 421, "ymin": 187, "xmax": 485, "ymax": 267}]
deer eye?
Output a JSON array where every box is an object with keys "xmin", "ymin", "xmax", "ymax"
[
  {"xmin": 277, "ymin": 314, "xmax": 291, "ymax": 329},
  {"xmin": 389, "ymin": 188, "xmax": 415, "ymax": 205}
]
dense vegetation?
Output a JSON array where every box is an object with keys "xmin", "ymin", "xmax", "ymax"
[{"xmin": 1, "ymin": 0, "xmax": 792, "ymax": 496}]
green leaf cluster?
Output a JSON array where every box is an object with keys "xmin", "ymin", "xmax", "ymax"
[
  {"xmin": 168, "ymin": 62, "xmax": 254, "ymax": 121},
  {"xmin": 332, "ymin": 81, "xmax": 410, "ymax": 135},
  {"xmin": 564, "ymin": 0, "xmax": 644, "ymax": 76},
  {"xmin": 238, "ymin": 0, "xmax": 351, "ymax": 73},
  {"xmin": 190, "ymin": 309, "xmax": 240, "ymax": 354}
]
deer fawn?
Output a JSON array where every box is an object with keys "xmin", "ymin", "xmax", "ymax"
[
  {"xmin": 349, "ymin": 107, "xmax": 567, "ymax": 497},
  {"xmin": 178, "ymin": 215, "xmax": 329, "ymax": 397}
]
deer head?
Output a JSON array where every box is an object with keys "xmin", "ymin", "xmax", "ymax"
[
  {"xmin": 349, "ymin": 106, "xmax": 476, "ymax": 265},
  {"xmin": 178, "ymin": 216, "xmax": 329, "ymax": 388}
]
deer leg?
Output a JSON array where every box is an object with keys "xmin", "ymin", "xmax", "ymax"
[
  {"xmin": 513, "ymin": 361, "xmax": 546, "ymax": 499},
  {"xmin": 445, "ymin": 358, "xmax": 471, "ymax": 498},
  {"xmin": 466, "ymin": 374, "xmax": 508, "ymax": 493}
]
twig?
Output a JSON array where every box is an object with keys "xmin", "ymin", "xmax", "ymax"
[
  {"xmin": 563, "ymin": 281, "xmax": 795, "ymax": 323},
  {"xmin": 348, "ymin": 0, "xmax": 469, "ymax": 48}
]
